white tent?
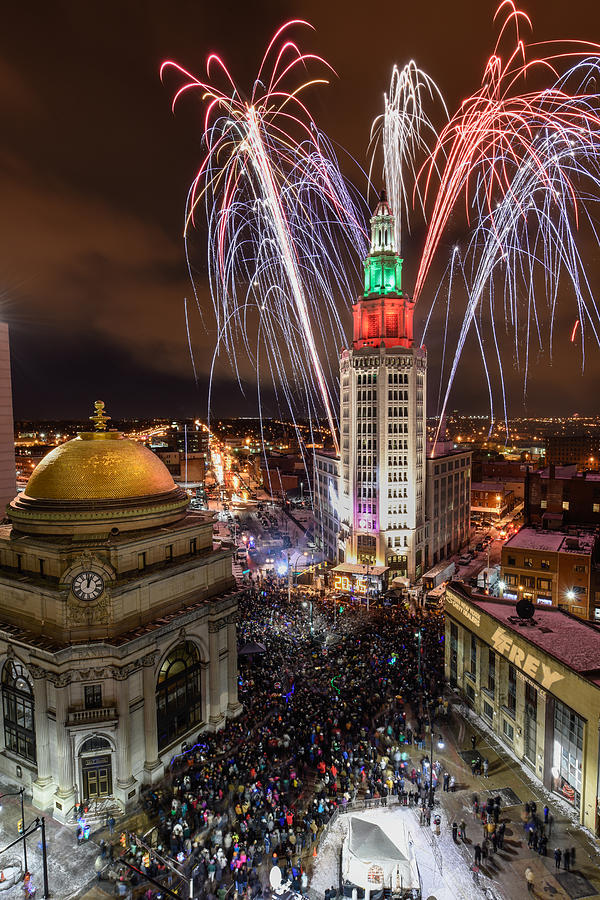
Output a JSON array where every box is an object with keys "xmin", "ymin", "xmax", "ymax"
[{"xmin": 341, "ymin": 815, "xmax": 420, "ymax": 900}]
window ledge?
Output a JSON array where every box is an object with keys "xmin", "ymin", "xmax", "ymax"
[{"xmin": 1, "ymin": 748, "xmax": 37, "ymax": 773}]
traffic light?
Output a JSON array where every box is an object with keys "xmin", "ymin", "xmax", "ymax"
[
  {"xmin": 17, "ymin": 819, "xmax": 23, "ymax": 835},
  {"xmin": 120, "ymin": 832, "xmax": 126, "ymax": 848},
  {"xmin": 142, "ymin": 852, "xmax": 150, "ymax": 868}
]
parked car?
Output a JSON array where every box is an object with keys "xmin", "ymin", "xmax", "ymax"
[
  {"xmin": 475, "ymin": 541, "xmax": 484, "ymax": 552},
  {"xmin": 458, "ymin": 553, "xmax": 472, "ymax": 565}
]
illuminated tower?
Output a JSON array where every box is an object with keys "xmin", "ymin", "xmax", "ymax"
[{"xmin": 339, "ymin": 193, "xmax": 427, "ymax": 582}]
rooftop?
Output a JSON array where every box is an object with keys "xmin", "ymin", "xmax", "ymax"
[
  {"xmin": 332, "ymin": 563, "xmax": 389, "ymax": 577},
  {"xmin": 448, "ymin": 583, "xmax": 600, "ymax": 679},
  {"xmin": 426, "ymin": 441, "xmax": 471, "ymax": 460},
  {"xmin": 505, "ymin": 526, "xmax": 596, "ymax": 555},
  {"xmin": 471, "ymin": 482, "xmax": 509, "ymax": 492}
]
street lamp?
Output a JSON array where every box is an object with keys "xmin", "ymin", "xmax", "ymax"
[
  {"xmin": 415, "ymin": 629, "xmax": 423, "ymax": 685},
  {"xmin": 566, "ymin": 589, "xmax": 576, "ymax": 601},
  {"xmin": 302, "ymin": 599, "xmax": 314, "ymax": 635}
]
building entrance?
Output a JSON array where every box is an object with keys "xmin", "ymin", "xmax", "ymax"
[{"xmin": 82, "ymin": 754, "xmax": 112, "ymax": 799}]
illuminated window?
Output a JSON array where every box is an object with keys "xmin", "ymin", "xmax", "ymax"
[
  {"xmin": 385, "ymin": 313, "xmax": 398, "ymax": 337},
  {"xmin": 156, "ymin": 642, "xmax": 203, "ymax": 750},
  {"xmin": 502, "ymin": 719, "xmax": 514, "ymax": 742},
  {"xmin": 507, "ymin": 664, "xmax": 516, "ymax": 714},
  {"xmin": 2, "ymin": 661, "xmax": 35, "ymax": 764}
]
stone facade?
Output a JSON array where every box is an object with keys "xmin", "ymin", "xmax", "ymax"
[
  {"xmin": 444, "ymin": 583, "xmax": 600, "ymax": 834},
  {"xmin": 0, "ymin": 416, "xmax": 241, "ymax": 821}
]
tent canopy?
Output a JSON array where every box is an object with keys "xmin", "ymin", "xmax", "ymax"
[
  {"xmin": 348, "ymin": 818, "xmax": 407, "ymax": 862},
  {"xmin": 238, "ymin": 641, "xmax": 267, "ymax": 656}
]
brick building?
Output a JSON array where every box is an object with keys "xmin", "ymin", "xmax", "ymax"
[{"xmin": 500, "ymin": 526, "xmax": 600, "ymax": 621}]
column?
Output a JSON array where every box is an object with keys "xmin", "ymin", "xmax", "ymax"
[
  {"xmin": 53, "ymin": 682, "xmax": 76, "ymax": 821},
  {"xmin": 208, "ymin": 623, "xmax": 222, "ymax": 726},
  {"xmin": 226, "ymin": 616, "xmax": 242, "ymax": 715},
  {"xmin": 142, "ymin": 657, "xmax": 162, "ymax": 784},
  {"xmin": 114, "ymin": 674, "xmax": 136, "ymax": 807},
  {"xmin": 31, "ymin": 674, "xmax": 55, "ymax": 809}
]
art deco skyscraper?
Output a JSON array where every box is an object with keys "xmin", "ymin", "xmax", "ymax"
[{"xmin": 338, "ymin": 194, "xmax": 427, "ymax": 582}]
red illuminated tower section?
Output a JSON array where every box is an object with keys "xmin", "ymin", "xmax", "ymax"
[{"xmin": 353, "ymin": 192, "xmax": 415, "ymax": 349}]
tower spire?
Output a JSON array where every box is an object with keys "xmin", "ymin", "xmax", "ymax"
[{"xmin": 353, "ymin": 194, "xmax": 415, "ymax": 349}]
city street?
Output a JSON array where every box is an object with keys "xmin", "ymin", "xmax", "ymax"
[
  {"xmin": 0, "ymin": 777, "xmax": 99, "ymax": 898},
  {"xmin": 434, "ymin": 702, "xmax": 600, "ymax": 899}
]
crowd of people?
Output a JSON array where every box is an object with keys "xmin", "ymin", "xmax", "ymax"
[
  {"xmin": 105, "ymin": 576, "xmax": 584, "ymax": 900},
  {"xmin": 111, "ymin": 580, "xmax": 445, "ymax": 898}
]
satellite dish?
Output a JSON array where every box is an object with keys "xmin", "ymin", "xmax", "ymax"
[
  {"xmin": 515, "ymin": 598, "xmax": 534, "ymax": 620},
  {"xmin": 270, "ymin": 866, "xmax": 282, "ymax": 890}
]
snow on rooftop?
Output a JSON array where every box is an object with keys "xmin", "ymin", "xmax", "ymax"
[
  {"xmin": 463, "ymin": 591, "xmax": 600, "ymax": 675},
  {"xmin": 505, "ymin": 527, "xmax": 595, "ymax": 554},
  {"xmin": 505, "ymin": 528, "xmax": 565, "ymax": 552}
]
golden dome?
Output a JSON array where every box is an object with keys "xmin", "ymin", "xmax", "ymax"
[{"xmin": 24, "ymin": 431, "xmax": 177, "ymax": 501}]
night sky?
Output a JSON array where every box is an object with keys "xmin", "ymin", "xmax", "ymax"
[{"xmin": 3, "ymin": 0, "xmax": 600, "ymax": 420}]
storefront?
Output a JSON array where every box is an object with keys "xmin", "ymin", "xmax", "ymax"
[{"xmin": 444, "ymin": 583, "xmax": 600, "ymax": 834}]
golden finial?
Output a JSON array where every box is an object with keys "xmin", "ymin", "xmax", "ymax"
[{"xmin": 89, "ymin": 400, "xmax": 111, "ymax": 431}]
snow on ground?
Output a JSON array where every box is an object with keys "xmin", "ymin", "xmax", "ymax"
[
  {"xmin": 458, "ymin": 698, "xmax": 600, "ymax": 859},
  {"xmin": 310, "ymin": 803, "xmax": 507, "ymax": 900},
  {"xmin": 0, "ymin": 776, "xmax": 100, "ymax": 899}
]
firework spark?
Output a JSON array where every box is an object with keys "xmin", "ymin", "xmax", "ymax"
[
  {"xmin": 370, "ymin": 61, "xmax": 447, "ymax": 254},
  {"xmin": 405, "ymin": 1, "xmax": 600, "ymax": 434},
  {"xmin": 161, "ymin": 22, "xmax": 367, "ymax": 456}
]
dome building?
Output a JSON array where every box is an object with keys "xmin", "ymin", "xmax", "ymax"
[{"xmin": 0, "ymin": 402, "xmax": 241, "ymax": 820}]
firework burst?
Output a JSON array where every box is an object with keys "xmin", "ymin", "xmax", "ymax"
[{"xmin": 161, "ymin": 22, "xmax": 367, "ymax": 456}]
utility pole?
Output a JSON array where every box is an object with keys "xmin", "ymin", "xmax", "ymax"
[
  {"xmin": 40, "ymin": 817, "xmax": 49, "ymax": 899},
  {"xmin": 20, "ymin": 788, "xmax": 27, "ymax": 874}
]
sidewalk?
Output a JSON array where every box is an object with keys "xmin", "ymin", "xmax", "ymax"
[
  {"xmin": 0, "ymin": 776, "xmax": 100, "ymax": 898},
  {"xmin": 433, "ymin": 704, "xmax": 600, "ymax": 900}
]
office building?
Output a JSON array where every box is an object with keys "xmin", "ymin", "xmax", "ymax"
[
  {"xmin": 500, "ymin": 526, "xmax": 600, "ymax": 621},
  {"xmin": 445, "ymin": 583, "xmax": 600, "ymax": 833},
  {"xmin": 315, "ymin": 195, "xmax": 470, "ymax": 585}
]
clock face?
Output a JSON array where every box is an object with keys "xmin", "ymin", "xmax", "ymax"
[{"xmin": 71, "ymin": 571, "xmax": 104, "ymax": 602}]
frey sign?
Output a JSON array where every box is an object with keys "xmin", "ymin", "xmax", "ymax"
[{"xmin": 490, "ymin": 627, "xmax": 564, "ymax": 690}]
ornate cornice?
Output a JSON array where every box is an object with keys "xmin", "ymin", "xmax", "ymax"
[{"xmin": 28, "ymin": 657, "xmax": 154, "ymax": 685}]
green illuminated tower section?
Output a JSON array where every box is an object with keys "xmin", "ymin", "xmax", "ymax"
[{"xmin": 363, "ymin": 196, "xmax": 403, "ymax": 296}]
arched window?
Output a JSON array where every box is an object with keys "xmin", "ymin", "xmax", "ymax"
[
  {"xmin": 80, "ymin": 735, "xmax": 111, "ymax": 755},
  {"xmin": 2, "ymin": 660, "xmax": 35, "ymax": 763},
  {"xmin": 156, "ymin": 642, "xmax": 202, "ymax": 750}
]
